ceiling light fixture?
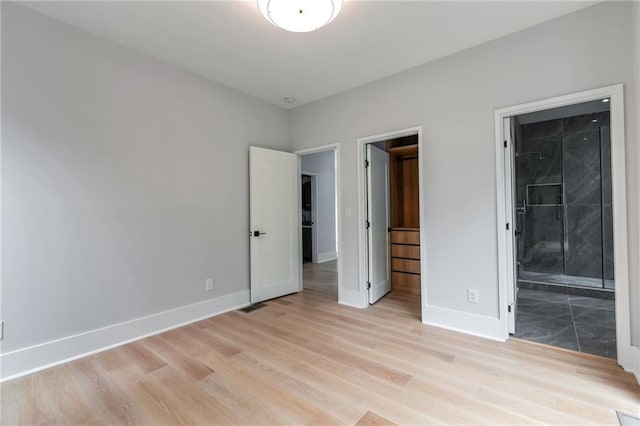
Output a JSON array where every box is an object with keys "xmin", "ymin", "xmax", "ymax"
[{"xmin": 258, "ymin": 0, "xmax": 342, "ymax": 33}]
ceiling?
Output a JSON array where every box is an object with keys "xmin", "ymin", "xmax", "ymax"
[{"xmin": 20, "ymin": 1, "xmax": 599, "ymax": 109}]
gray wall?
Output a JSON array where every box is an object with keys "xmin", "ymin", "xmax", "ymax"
[
  {"xmin": 633, "ymin": 0, "xmax": 640, "ymax": 347},
  {"xmin": 289, "ymin": 1, "xmax": 639, "ymax": 342},
  {"xmin": 1, "ymin": 3, "xmax": 290, "ymax": 352},
  {"xmin": 301, "ymin": 151, "xmax": 337, "ymax": 260}
]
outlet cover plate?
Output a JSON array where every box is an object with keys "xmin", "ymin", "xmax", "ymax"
[{"xmin": 467, "ymin": 288, "xmax": 479, "ymax": 304}]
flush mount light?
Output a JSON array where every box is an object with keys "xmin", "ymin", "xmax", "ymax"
[
  {"xmin": 602, "ymin": 98, "xmax": 610, "ymax": 103},
  {"xmin": 258, "ymin": 0, "xmax": 342, "ymax": 33}
]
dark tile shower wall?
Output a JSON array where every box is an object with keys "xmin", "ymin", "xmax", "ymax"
[
  {"xmin": 516, "ymin": 119, "xmax": 564, "ymax": 275},
  {"xmin": 516, "ymin": 112, "xmax": 614, "ymax": 286}
]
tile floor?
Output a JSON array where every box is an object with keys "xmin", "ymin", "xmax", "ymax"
[{"xmin": 515, "ymin": 287, "xmax": 616, "ymax": 359}]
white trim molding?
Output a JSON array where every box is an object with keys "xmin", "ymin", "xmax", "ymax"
[
  {"xmin": 422, "ymin": 305, "xmax": 507, "ymax": 342},
  {"xmin": 0, "ymin": 290, "xmax": 250, "ymax": 383},
  {"xmin": 632, "ymin": 347, "xmax": 640, "ymax": 383},
  {"xmin": 318, "ymin": 251, "xmax": 338, "ymax": 263},
  {"xmin": 355, "ymin": 127, "xmax": 425, "ymax": 312},
  {"xmin": 339, "ymin": 288, "xmax": 367, "ymax": 309},
  {"xmin": 494, "ymin": 84, "xmax": 636, "ymax": 379}
]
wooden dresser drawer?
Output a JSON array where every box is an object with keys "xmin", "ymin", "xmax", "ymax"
[
  {"xmin": 391, "ymin": 258, "xmax": 421, "ymax": 274},
  {"xmin": 391, "ymin": 244, "xmax": 420, "ymax": 260},
  {"xmin": 391, "ymin": 272, "xmax": 421, "ymax": 294},
  {"xmin": 390, "ymin": 230, "xmax": 420, "ymax": 245}
]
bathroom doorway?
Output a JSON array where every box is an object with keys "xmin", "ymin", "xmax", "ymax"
[
  {"xmin": 511, "ymin": 99, "xmax": 616, "ymax": 357},
  {"xmin": 495, "ymin": 85, "xmax": 632, "ymax": 366}
]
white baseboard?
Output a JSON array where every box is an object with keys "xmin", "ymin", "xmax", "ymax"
[
  {"xmin": 422, "ymin": 304, "xmax": 507, "ymax": 342},
  {"xmin": 339, "ymin": 288, "xmax": 367, "ymax": 308},
  {"xmin": 0, "ymin": 290, "xmax": 250, "ymax": 383},
  {"xmin": 630, "ymin": 346, "xmax": 640, "ymax": 384},
  {"xmin": 317, "ymin": 251, "xmax": 337, "ymax": 263}
]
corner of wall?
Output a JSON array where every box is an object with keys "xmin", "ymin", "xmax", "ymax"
[
  {"xmin": 633, "ymin": 347, "xmax": 640, "ymax": 384},
  {"xmin": 338, "ymin": 288, "xmax": 367, "ymax": 309},
  {"xmin": 630, "ymin": 0, "xmax": 640, "ymax": 351}
]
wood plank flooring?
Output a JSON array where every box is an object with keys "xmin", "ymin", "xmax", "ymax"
[{"xmin": 2, "ymin": 260, "xmax": 639, "ymax": 425}]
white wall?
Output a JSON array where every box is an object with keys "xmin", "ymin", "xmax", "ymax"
[
  {"xmin": 1, "ymin": 2, "xmax": 289, "ymax": 361},
  {"xmin": 301, "ymin": 151, "xmax": 337, "ymax": 261},
  {"xmin": 632, "ymin": 0, "xmax": 640, "ymax": 351},
  {"xmin": 290, "ymin": 1, "xmax": 639, "ymax": 343}
]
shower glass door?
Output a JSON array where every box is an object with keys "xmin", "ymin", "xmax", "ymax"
[{"xmin": 514, "ymin": 110, "xmax": 614, "ymax": 290}]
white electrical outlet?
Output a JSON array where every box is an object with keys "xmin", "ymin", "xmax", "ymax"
[
  {"xmin": 205, "ymin": 278, "xmax": 214, "ymax": 291},
  {"xmin": 346, "ymin": 207, "xmax": 352, "ymax": 218},
  {"xmin": 467, "ymin": 288, "xmax": 479, "ymax": 304}
]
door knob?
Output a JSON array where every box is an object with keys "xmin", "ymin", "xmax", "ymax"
[{"xmin": 252, "ymin": 231, "xmax": 267, "ymax": 237}]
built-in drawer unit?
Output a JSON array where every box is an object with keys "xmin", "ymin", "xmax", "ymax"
[
  {"xmin": 391, "ymin": 272, "xmax": 421, "ymax": 295},
  {"xmin": 391, "ymin": 258, "xmax": 421, "ymax": 274},
  {"xmin": 390, "ymin": 229, "xmax": 420, "ymax": 245},
  {"xmin": 391, "ymin": 244, "xmax": 420, "ymax": 260},
  {"xmin": 390, "ymin": 228, "xmax": 420, "ymax": 294}
]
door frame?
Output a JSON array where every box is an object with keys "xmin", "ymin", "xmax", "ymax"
[
  {"xmin": 301, "ymin": 171, "xmax": 319, "ymax": 264},
  {"xmin": 295, "ymin": 144, "xmax": 341, "ymax": 299},
  {"xmin": 356, "ymin": 127, "xmax": 425, "ymax": 317},
  {"xmin": 494, "ymin": 84, "xmax": 633, "ymax": 370}
]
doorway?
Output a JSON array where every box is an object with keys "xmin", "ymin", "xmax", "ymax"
[
  {"xmin": 495, "ymin": 85, "xmax": 631, "ymax": 366},
  {"xmin": 301, "ymin": 172, "xmax": 317, "ymax": 264},
  {"xmin": 298, "ymin": 147, "xmax": 340, "ymax": 301},
  {"xmin": 513, "ymin": 100, "xmax": 616, "ymax": 357},
  {"xmin": 357, "ymin": 127, "xmax": 424, "ymax": 321}
]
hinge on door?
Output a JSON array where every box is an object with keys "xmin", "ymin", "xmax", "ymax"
[
  {"xmin": 508, "ymin": 305, "xmax": 512, "ymax": 313},
  {"xmin": 367, "ymin": 281, "xmax": 371, "ymax": 289},
  {"xmin": 506, "ymin": 223, "xmax": 510, "ymax": 230},
  {"xmin": 366, "ymin": 221, "xmax": 371, "ymax": 229},
  {"xmin": 504, "ymin": 140, "xmax": 508, "ymax": 148},
  {"xmin": 364, "ymin": 160, "xmax": 369, "ymax": 168}
]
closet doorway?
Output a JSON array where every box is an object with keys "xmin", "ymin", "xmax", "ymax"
[{"xmin": 357, "ymin": 127, "xmax": 425, "ymax": 320}]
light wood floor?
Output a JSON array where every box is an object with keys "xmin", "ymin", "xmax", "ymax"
[{"xmin": 2, "ymin": 260, "xmax": 639, "ymax": 425}]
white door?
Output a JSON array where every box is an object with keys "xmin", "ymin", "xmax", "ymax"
[
  {"xmin": 250, "ymin": 146, "xmax": 301, "ymax": 303},
  {"xmin": 366, "ymin": 144, "xmax": 391, "ymax": 304}
]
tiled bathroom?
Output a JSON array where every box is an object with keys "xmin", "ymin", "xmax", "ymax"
[{"xmin": 512, "ymin": 100, "xmax": 616, "ymax": 358}]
